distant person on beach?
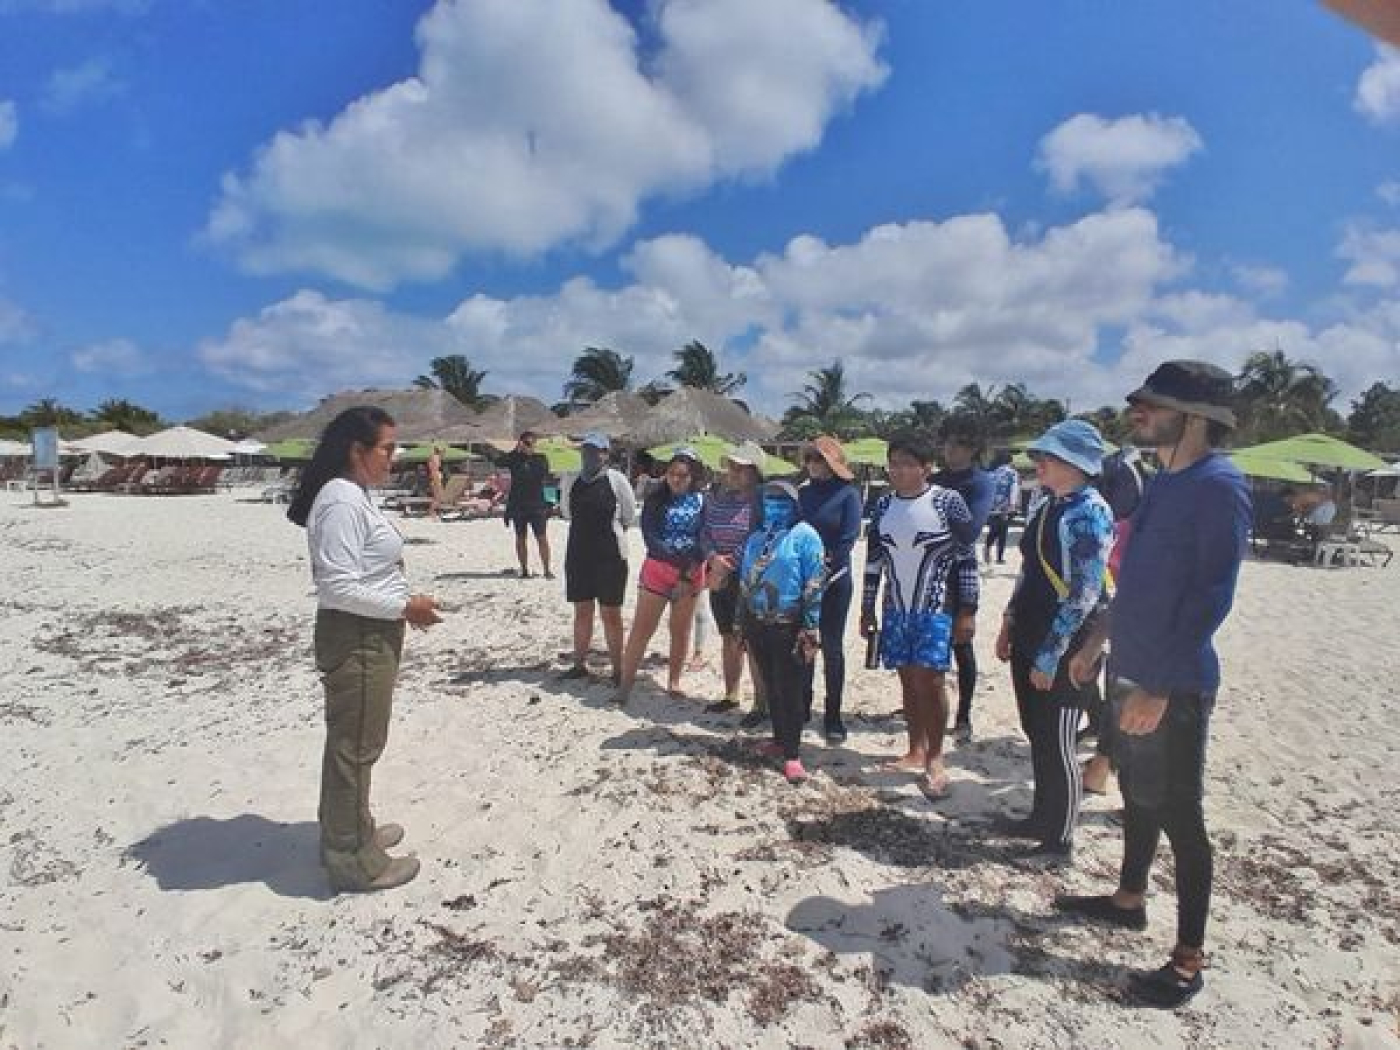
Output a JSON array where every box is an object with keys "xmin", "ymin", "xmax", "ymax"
[
  {"xmin": 932, "ymin": 416, "xmax": 995, "ymax": 743},
  {"xmin": 994, "ymin": 420, "xmax": 1114, "ymax": 867},
  {"xmin": 860, "ymin": 431, "xmax": 978, "ymax": 800},
  {"xmin": 499, "ymin": 431, "xmax": 552, "ymax": 579},
  {"xmin": 559, "ymin": 433, "xmax": 636, "ymax": 684},
  {"xmin": 984, "ymin": 450, "xmax": 1020, "ymax": 565},
  {"xmin": 616, "ymin": 449, "xmax": 708, "ymax": 704},
  {"xmin": 1057, "ymin": 360, "xmax": 1252, "ymax": 1008},
  {"xmin": 797, "ymin": 436, "xmax": 863, "ymax": 744},
  {"xmin": 426, "ymin": 444, "xmax": 445, "ymax": 519},
  {"xmin": 698, "ymin": 442, "xmax": 765, "ymax": 714},
  {"xmin": 736, "ymin": 479, "xmax": 825, "ymax": 784},
  {"xmin": 287, "ymin": 405, "xmax": 442, "ymax": 894}
]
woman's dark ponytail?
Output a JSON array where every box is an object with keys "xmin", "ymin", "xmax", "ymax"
[{"xmin": 287, "ymin": 406, "xmax": 395, "ymax": 527}]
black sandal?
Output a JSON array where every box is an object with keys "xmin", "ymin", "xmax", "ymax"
[{"xmin": 1128, "ymin": 950, "xmax": 1205, "ymax": 1008}]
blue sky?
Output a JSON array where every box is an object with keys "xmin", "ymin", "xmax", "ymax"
[{"xmin": 0, "ymin": 0, "xmax": 1397, "ymax": 423}]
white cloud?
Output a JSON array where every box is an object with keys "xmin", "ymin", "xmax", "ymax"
[
  {"xmin": 0, "ymin": 296, "xmax": 35, "ymax": 344},
  {"xmin": 1356, "ymin": 45, "xmax": 1400, "ymax": 125},
  {"xmin": 0, "ymin": 100, "xmax": 16, "ymax": 149},
  {"xmin": 1229, "ymin": 262, "xmax": 1288, "ymax": 297},
  {"xmin": 1036, "ymin": 113, "xmax": 1203, "ymax": 205},
  {"xmin": 70, "ymin": 338, "xmax": 149, "ymax": 375},
  {"xmin": 41, "ymin": 57, "xmax": 123, "ymax": 115},
  {"xmin": 206, "ymin": 0, "xmax": 886, "ymax": 290},
  {"xmin": 1379, "ymin": 180, "xmax": 1400, "ymax": 206},
  {"xmin": 1338, "ymin": 224, "xmax": 1400, "ymax": 287}
]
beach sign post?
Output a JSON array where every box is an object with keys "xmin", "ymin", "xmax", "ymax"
[{"xmin": 30, "ymin": 427, "xmax": 67, "ymax": 508}]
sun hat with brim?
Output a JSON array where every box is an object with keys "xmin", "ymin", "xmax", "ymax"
[
  {"xmin": 1126, "ymin": 360, "xmax": 1238, "ymax": 429},
  {"xmin": 762, "ymin": 479, "xmax": 801, "ymax": 503},
  {"xmin": 579, "ymin": 432, "xmax": 610, "ymax": 450},
  {"xmin": 722, "ymin": 440, "xmax": 766, "ymax": 468},
  {"xmin": 1027, "ymin": 420, "xmax": 1106, "ymax": 477},
  {"xmin": 806, "ymin": 435, "xmax": 854, "ymax": 481}
]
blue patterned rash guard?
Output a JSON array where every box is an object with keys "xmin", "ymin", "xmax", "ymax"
[
  {"xmin": 862, "ymin": 486, "xmax": 979, "ymax": 619},
  {"xmin": 1006, "ymin": 486, "xmax": 1114, "ymax": 677},
  {"xmin": 640, "ymin": 490, "xmax": 706, "ymax": 569}
]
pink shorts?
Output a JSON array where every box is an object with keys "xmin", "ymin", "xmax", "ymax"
[{"xmin": 639, "ymin": 557, "xmax": 706, "ymax": 599}]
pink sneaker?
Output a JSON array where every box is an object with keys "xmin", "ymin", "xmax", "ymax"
[{"xmin": 783, "ymin": 760, "xmax": 808, "ymax": 785}]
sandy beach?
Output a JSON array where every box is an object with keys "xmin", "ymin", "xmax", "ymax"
[{"xmin": 1, "ymin": 490, "xmax": 1398, "ymax": 1049}]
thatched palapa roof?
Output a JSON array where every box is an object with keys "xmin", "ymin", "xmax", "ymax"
[
  {"xmin": 255, "ymin": 389, "xmax": 481, "ymax": 443},
  {"xmin": 437, "ymin": 395, "xmax": 560, "ymax": 443},
  {"xmin": 556, "ymin": 391, "xmax": 654, "ymax": 439},
  {"xmin": 625, "ymin": 388, "xmax": 778, "ymax": 447}
]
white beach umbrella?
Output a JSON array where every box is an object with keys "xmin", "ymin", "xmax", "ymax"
[
  {"xmin": 232, "ymin": 438, "xmax": 268, "ymax": 455},
  {"xmin": 0, "ymin": 438, "xmax": 31, "ymax": 457},
  {"xmin": 133, "ymin": 426, "xmax": 238, "ymax": 460},
  {"xmin": 66, "ymin": 430, "xmax": 146, "ymax": 457}
]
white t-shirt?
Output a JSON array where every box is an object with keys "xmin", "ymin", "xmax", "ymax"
[{"xmin": 308, "ymin": 478, "xmax": 409, "ymax": 620}]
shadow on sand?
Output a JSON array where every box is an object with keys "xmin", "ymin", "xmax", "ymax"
[{"xmin": 124, "ymin": 814, "xmax": 331, "ymax": 901}]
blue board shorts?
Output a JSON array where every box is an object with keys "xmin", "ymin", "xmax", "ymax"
[{"xmin": 879, "ymin": 609, "xmax": 953, "ymax": 671}]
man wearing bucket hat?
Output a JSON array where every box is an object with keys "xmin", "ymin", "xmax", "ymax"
[
  {"xmin": 1056, "ymin": 360, "xmax": 1253, "ymax": 1009},
  {"xmin": 994, "ymin": 419, "xmax": 1114, "ymax": 867}
]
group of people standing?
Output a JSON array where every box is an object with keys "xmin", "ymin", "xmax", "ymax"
[{"xmin": 287, "ymin": 358, "xmax": 1253, "ymax": 1012}]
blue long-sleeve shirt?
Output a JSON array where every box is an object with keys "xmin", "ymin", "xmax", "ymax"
[
  {"xmin": 640, "ymin": 490, "xmax": 706, "ymax": 569},
  {"xmin": 738, "ymin": 521, "xmax": 826, "ymax": 629},
  {"xmin": 798, "ymin": 477, "xmax": 863, "ymax": 573},
  {"xmin": 1108, "ymin": 453, "xmax": 1252, "ymax": 695},
  {"xmin": 931, "ymin": 466, "xmax": 994, "ymax": 546}
]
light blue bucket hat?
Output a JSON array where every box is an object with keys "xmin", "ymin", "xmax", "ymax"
[{"xmin": 1026, "ymin": 419, "xmax": 1105, "ymax": 477}]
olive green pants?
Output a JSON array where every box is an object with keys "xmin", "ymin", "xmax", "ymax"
[{"xmin": 315, "ymin": 609, "xmax": 404, "ymax": 889}]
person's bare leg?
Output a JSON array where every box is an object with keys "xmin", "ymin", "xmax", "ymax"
[
  {"xmin": 515, "ymin": 532, "xmax": 530, "ymax": 576},
  {"xmin": 571, "ymin": 601, "xmax": 595, "ymax": 669},
  {"xmin": 1083, "ymin": 754, "xmax": 1113, "ymax": 794},
  {"xmin": 916, "ymin": 669, "xmax": 951, "ymax": 793},
  {"xmin": 619, "ymin": 590, "xmax": 667, "ymax": 700},
  {"xmin": 885, "ymin": 667, "xmax": 928, "ymax": 770},
  {"xmin": 537, "ymin": 530, "xmax": 552, "ymax": 577},
  {"xmin": 599, "ymin": 605, "xmax": 625, "ymax": 682},
  {"xmin": 721, "ymin": 634, "xmax": 745, "ymax": 701},
  {"xmin": 667, "ymin": 593, "xmax": 698, "ymax": 694}
]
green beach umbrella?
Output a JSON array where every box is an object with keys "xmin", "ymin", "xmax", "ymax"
[
  {"xmin": 1234, "ymin": 433, "xmax": 1387, "ymax": 473},
  {"xmin": 536, "ymin": 436, "xmax": 582, "ymax": 473},
  {"xmin": 648, "ymin": 436, "xmax": 798, "ymax": 475},
  {"xmin": 1229, "ymin": 452, "xmax": 1316, "ymax": 483},
  {"xmin": 395, "ymin": 443, "xmax": 470, "ymax": 465},
  {"xmin": 842, "ymin": 437, "xmax": 888, "ymax": 466},
  {"xmin": 263, "ymin": 438, "xmax": 317, "ymax": 462}
]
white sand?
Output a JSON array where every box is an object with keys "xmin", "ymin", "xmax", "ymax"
[{"xmin": 1, "ymin": 491, "xmax": 1398, "ymax": 1049}]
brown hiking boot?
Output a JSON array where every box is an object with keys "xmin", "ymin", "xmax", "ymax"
[{"xmin": 330, "ymin": 855, "xmax": 421, "ymax": 894}]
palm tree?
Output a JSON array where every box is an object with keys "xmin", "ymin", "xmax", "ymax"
[
  {"xmin": 1236, "ymin": 349, "xmax": 1340, "ymax": 442},
  {"xmin": 666, "ymin": 340, "xmax": 746, "ymax": 396},
  {"xmin": 563, "ymin": 346, "xmax": 634, "ymax": 404},
  {"xmin": 413, "ymin": 355, "xmax": 494, "ymax": 409},
  {"xmin": 18, "ymin": 398, "xmax": 83, "ymax": 428},
  {"xmin": 92, "ymin": 398, "xmax": 163, "ymax": 435},
  {"xmin": 782, "ymin": 360, "xmax": 871, "ymax": 438}
]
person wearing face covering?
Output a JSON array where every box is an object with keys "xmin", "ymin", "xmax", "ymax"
[
  {"xmin": 735, "ymin": 481, "xmax": 826, "ymax": 784},
  {"xmin": 559, "ymin": 433, "xmax": 637, "ymax": 683}
]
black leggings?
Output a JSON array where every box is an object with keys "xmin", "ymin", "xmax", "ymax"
[
  {"xmin": 984, "ymin": 515, "xmax": 1011, "ymax": 562},
  {"xmin": 1011, "ymin": 654, "xmax": 1090, "ymax": 847},
  {"xmin": 952, "ymin": 641, "xmax": 976, "ymax": 725},
  {"xmin": 802, "ymin": 570, "xmax": 853, "ymax": 722},
  {"xmin": 1116, "ymin": 690, "xmax": 1214, "ymax": 949},
  {"xmin": 747, "ymin": 623, "xmax": 807, "ymax": 761}
]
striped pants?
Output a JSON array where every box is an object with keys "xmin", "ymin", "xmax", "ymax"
[{"xmin": 1011, "ymin": 654, "xmax": 1090, "ymax": 849}]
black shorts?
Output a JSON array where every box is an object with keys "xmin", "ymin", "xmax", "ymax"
[
  {"xmin": 709, "ymin": 573, "xmax": 742, "ymax": 634},
  {"xmin": 566, "ymin": 557, "xmax": 628, "ymax": 607},
  {"xmin": 509, "ymin": 507, "xmax": 548, "ymax": 538}
]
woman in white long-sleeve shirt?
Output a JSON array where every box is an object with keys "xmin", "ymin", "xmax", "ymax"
[{"xmin": 287, "ymin": 406, "xmax": 442, "ymax": 894}]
